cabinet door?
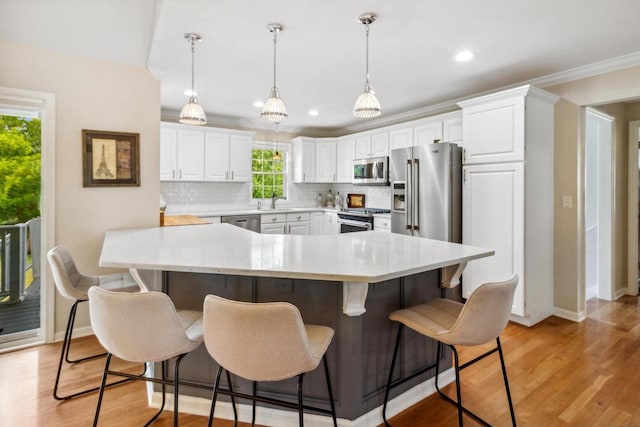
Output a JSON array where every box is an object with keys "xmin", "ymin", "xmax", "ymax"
[
  {"xmin": 315, "ymin": 140, "xmax": 337, "ymax": 182},
  {"xmin": 371, "ymin": 132, "xmax": 389, "ymax": 157},
  {"xmin": 204, "ymin": 132, "xmax": 230, "ymax": 181},
  {"xmin": 389, "ymin": 128, "xmax": 413, "ymax": 151},
  {"xmin": 462, "ymin": 162, "xmax": 524, "ymax": 316},
  {"xmin": 355, "ymin": 135, "xmax": 372, "ymax": 158},
  {"xmin": 443, "ymin": 117, "xmax": 463, "ymax": 144},
  {"xmin": 229, "ymin": 135, "xmax": 252, "ymax": 182},
  {"xmin": 310, "ymin": 212, "xmax": 324, "ymax": 235},
  {"xmin": 261, "ymin": 223, "xmax": 286, "ymax": 234},
  {"xmin": 336, "ymin": 137, "xmax": 355, "ymax": 183},
  {"xmin": 414, "ymin": 122, "xmax": 443, "ymax": 145},
  {"xmin": 462, "ymin": 96, "xmax": 524, "ymax": 164},
  {"xmin": 160, "ymin": 127, "xmax": 178, "ymax": 181},
  {"xmin": 323, "ymin": 212, "xmax": 339, "ymax": 235},
  {"xmin": 288, "ymin": 221, "xmax": 310, "ymax": 235},
  {"xmin": 293, "ymin": 138, "xmax": 316, "ymax": 183},
  {"xmin": 176, "ymin": 129, "xmax": 205, "ymax": 181}
]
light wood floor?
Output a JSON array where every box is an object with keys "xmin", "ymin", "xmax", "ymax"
[{"xmin": 1, "ymin": 296, "xmax": 639, "ymax": 426}]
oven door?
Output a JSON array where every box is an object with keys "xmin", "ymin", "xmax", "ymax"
[{"xmin": 338, "ymin": 218, "xmax": 372, "ymax": 233}]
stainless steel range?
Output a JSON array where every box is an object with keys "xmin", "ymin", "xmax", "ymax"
[{"xmin": 336, "ymin": 208, "xmax": 391, "ymax": 233}]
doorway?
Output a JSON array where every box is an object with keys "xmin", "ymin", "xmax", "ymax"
[
  {"xmin": 585, "ymin": 108, "xmax": 614, "ymax": 301},
  {"xmin": 0, "ymin": 87, "xmax": 55, "ymax": 351}
]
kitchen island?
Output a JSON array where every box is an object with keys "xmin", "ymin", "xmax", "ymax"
[{"xmin": 100, "ymin": 224, "xmax": 493, "ymax": 426}]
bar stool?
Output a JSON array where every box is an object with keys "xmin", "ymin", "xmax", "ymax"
[
  {"xmin": 202, "ymin": 295, "xmax": 337, "ymax": 427},
  {"xmin": 89, "ymin": 287, "xmax": 204, "ymax": 426},
  {"xmin": 47, "ymin": 245, "xmax": 144, "ymax": 400},
  {"xmin": 382, "ymin": 276, "xmax": 518, "ymax": 427}
]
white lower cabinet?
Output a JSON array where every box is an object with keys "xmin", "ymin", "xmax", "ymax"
[
  {"xmin": 373, "ymin": 215, "xmax": 391, "ymax": 232},
  {"xmin": 261, "ymin": 212, "xmax": 310, "ymax": 235},
  {"xmin": 462, "ymin": 163, "xmax": 525, "ymax": 316},
  {"xmin": 310, "ymin": 212, "xmax": 324, "ymax": 235},
  {"xmin": 323, "ymin": 212, "xmax": 339, "ymax": 235}
]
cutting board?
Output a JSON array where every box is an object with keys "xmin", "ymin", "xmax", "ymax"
[{"xmin": 163, "ymin": 215, "xmax": 209, "ymax": 226}]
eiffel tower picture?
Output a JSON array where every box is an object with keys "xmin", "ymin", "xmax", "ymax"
[{"xmin": 94, "ymin": 143, "xmax": 115, "ymax": 178}]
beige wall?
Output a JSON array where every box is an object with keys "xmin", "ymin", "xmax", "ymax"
[
  {"xmin": 547, "ymin": 65, "xmax": 640, "ymax": 316},
  {"xmin": 0, "ymin": 40, "xmax": 161, "ymax": 334}
]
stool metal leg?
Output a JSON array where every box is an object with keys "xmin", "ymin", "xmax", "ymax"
[
  {"xmin": 225, "ymin": 370, "xmax": 238, "ymax": 426},
  {"xmin": 497, "ymin": 337, "xmax": 517, "ymax": 427},
  {"xmin": 251, "ymin": 381, "xmax": 257, "ymax": 426},
  {"xmin": 451, "ymin": 346, "xmax": 464, "ymax": 426},
  {"xmin": 92, "ymin": 353, "xmax": 113, "ymax": 427},
  {"xmin": 322, "ymin": 355, "xmax": 338, "ymax": 427},
  {"xmin": 297, "ymin": 374, "xmax": 305, "ymax": 427},
  {"xmin": 173, "ymin": 354, "xmax": 187, "ymax": 426},
  {"xmin": 54, "ymin": 300, "xmax": 133, "ymax": 400},
  {"xmin": 382, "ymin": 323, "xmax": 403, "ymax": 427},
  {"xmin": 208, "ymin": 366, "xmax": 223, "ymax": 427},
  {"xmin": 145, "ymin": 361, "xmax": 167, "ymax": 427}
]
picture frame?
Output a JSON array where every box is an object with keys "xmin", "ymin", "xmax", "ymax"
[{"xmin": 82, "ymin": 129, "xmax": 140, "ymax": 187}]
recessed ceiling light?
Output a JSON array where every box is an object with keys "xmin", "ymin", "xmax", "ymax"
[
  {"xmin": 253, "ymin": 100, "xmax": 265, "ymax": 108},
  {"xmin": 455, "ymin": 51, "xmax": 474, "ymax": 62},
  {"xmin": 184, "ymin": 89, "xmax": 197, "ymax": 97},
  {"xmin": 308, "ymin": 109, "xmax": 319, "ymax": 117}
]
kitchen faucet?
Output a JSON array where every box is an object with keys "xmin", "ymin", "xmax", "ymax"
[{"xmin": 271, "ymin": 193, "xmax": 286, "ymax": 209}]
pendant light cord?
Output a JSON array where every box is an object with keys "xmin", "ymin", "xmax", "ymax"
[
  {"xmin": 190, "ymin": 37, "xmax": 196, "ymax": 97},
  {"xmin": 272, "ymin": 29, "xmax": 278, "ymax": 90},
  {"xmin": 365, "ymin": 23, "xmax": 370, "ymax": 86}
]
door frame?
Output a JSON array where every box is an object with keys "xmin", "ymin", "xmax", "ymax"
[
  {"xmin": 0, "ymin": 86, "xmax": 56, "ymax": 350},
  {"xmin": 627, "ymin": 120, "xmax": 640, "ymax": 296},
  {"xmin": 585, "ymin": 107, "xmax": 614, "ymax": 301}
]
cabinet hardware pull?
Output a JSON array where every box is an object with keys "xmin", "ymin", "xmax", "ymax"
[
  {"xmin": 225, "ymin": 171, "xmax": 228, "ymax": 180},
  {"xmin": 231, "ymin": 171, "xmax": 234, "ymax": 180}
]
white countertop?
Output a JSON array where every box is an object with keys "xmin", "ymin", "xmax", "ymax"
[{"xmin": 100, "ymin": 224, "xmax": 493, "ymax": 283}]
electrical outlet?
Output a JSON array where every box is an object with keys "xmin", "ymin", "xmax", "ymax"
[{"xmin": 562, "ymin": 195, "xmax": 573, "ymax": 209}]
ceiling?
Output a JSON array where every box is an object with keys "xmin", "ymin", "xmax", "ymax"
[{"xmin": 2, "ymin": 0, "xmax": 640, "ymax": 136}]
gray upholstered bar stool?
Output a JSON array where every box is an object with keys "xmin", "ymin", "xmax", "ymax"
[
  {"xmin": 89, "ymin": 287, "xmax": 204, "ymax": 426},
  {"xmin": 382, "ymin": 276, "xmax": 519, "ymax": 427},
  {"xmin": 203, "ymin": 295, "xmax": 337, "ymax": 427},
  {"xmin": 47, "ymin": 245, "xmax": 143, "ymax": 400}
]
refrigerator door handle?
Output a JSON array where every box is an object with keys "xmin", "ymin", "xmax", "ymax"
[
  {"xmin": 413, "ymin": 159, "xmax": 420, "ymax": 231},
  {"xmin": 406, "ymin": 160, "xmax": 412, "ymax": 230}
]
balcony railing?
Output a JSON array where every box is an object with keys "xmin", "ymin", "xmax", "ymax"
[{"xmin": 0, "ymin": 218, "xmax": 40, "ymax": 305}]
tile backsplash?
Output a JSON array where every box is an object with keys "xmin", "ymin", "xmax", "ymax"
[{"xmin": 162, "ymin": 181, "xmax": 391, "ymax": 214}]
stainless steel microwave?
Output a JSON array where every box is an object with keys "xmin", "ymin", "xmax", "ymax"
[{"xmin": 352, "ymin": 156, "xmax": 389, "ymax": 185}]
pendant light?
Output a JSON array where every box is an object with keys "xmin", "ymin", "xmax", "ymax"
[
  {"xmin": 353, "ymin": 13, "xmax": 381, "ymax": 118},
  {"xmin": 179, "ymin": 33, "xmax": 207, "ymax": 125},
  {"xmin": 261, "ymin": 24, "xmax": 288, "ymax": 123}
]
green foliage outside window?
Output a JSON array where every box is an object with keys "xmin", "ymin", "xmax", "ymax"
[
  {"xmin": 252, "ymin": 149, "xmax": 285, "ymax": 199},
  {"xmin": 0, "ymin": 116, "xmax": 41, "ymax": 225}
]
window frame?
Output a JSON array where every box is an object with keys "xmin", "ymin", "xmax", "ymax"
[{"xmin": 251, "ymin": 142, "xmax": 289, "ymax": 202}]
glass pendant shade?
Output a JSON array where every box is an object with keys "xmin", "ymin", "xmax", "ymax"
[
  {"xmin": 353, "ymin": 83, "xmax": 381, "ymax": 118},
  {"xmin": 179, "ymin": 96, "xmax": 207, "ymax": 125},
  {"xmin": 261, "ymin": 88, "xmax": 288, "ymax": 123}
]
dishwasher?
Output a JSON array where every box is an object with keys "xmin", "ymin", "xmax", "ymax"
[{"xmin": 220, "ymin": 214, "xmax": 261, "ymax": 233}]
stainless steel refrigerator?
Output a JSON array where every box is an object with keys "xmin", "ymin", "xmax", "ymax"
[{"xmin": 390, "ymin": 143, "xmax": 462, "ymax": 242}]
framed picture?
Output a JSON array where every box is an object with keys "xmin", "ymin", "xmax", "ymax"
[{"xmin": 82, "ymin": 129, "xmax": 140, "ymax": 187}]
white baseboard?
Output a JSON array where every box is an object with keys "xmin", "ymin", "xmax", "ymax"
[
  {"xmin": 614, "ymin": 287, "xmax": 628, "ymax": 300},
  {"xmin": 53, "ymin": 325, "xmax": 94, "ymax": 343},
  {"xmin": 149, "ymin": 368, "xmax": 456, "ymax": 427},
  {"xmin": 553, "ymin": 306, "xmax": 585, "ymax": 322}
]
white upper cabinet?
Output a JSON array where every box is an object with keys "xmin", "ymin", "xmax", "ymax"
[
  {"xmin": 161, "ymin": 122, "xmax": 252, "ymax": 182},
  {"xmin": 228, "ymin": 135, "xmax": 252, "ymax": 182},
  {"xmin": 371, "ymin": 132, "xmax": 389, "ymax": 157},
  {"xmin": 204, "ymin": 132, "xmax": 230, "ymax": 181},
  {"xmin": 160, "ymin": 127, "xmax": 178, "ymax": 181},
  {"xmin": 336, "ymin": 137, "xmax": 355, "ymax": 183},
  {"xmin": 414, "ymin": 121, "xmax": 443, "ymax": 146},
  {"xmin": 443, "ymin": 116, "xmax": 463, "ymax": 144},
  {"xmin": 355, "ymin": 132, "xmax": 388, "ymax": 158},
  {"xmin": 389, "ymin": 127, "xmax": 413, "ymax": 151},
  {"xmin": 176, "ymin": 129, "xmax": 205, "ymax": 181},
  {"xmin": 292, "ymin": 137, "xmax": 316, "ymax": 183},
  {"xmin": 458, "ymin": 89, "xmax": 527, "ymax": 164},
  {"xmin": 315, "ymin": 139, "xmax": 337, "ymax": 182}
]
